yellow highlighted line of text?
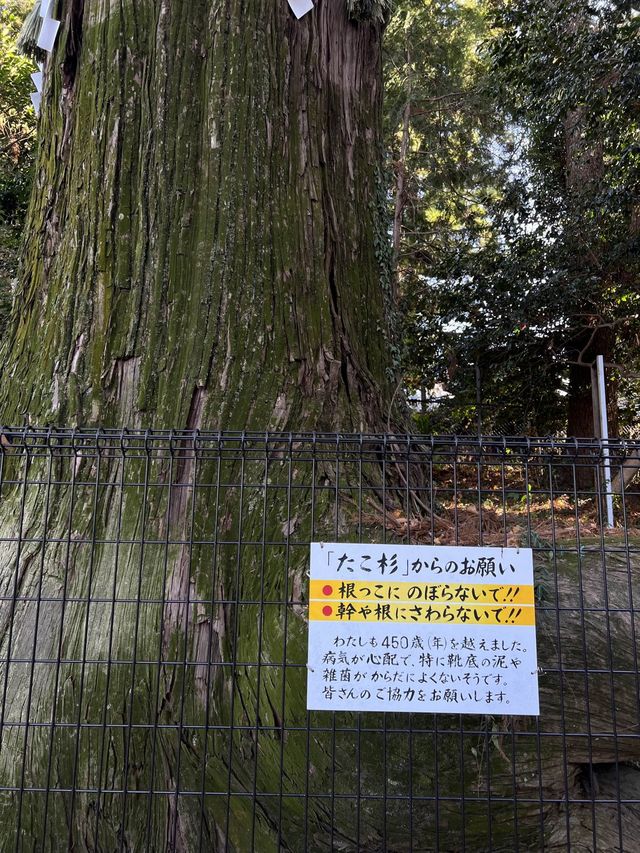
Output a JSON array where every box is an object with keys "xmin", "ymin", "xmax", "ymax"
[
  {"xmin": 309, "ymin": 600, "xmax": 535, "ymax": 626},
  {"xmin": 310, "ymin": 580, "xmax": 534, "ymax": 606}
]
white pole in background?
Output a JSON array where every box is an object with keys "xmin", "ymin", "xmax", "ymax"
[{"xmin": 596, "ymin": 355, "xmax": 615, "ymax": 528}]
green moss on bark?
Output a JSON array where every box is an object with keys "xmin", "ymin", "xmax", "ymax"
[{"xmin": 3, "ymin": 0, "xmax": 399, "ymax": 434}]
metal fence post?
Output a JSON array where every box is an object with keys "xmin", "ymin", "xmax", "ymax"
[{"xmin": 596, "ymin": 355, "xmax": 615, "ymax": 528}]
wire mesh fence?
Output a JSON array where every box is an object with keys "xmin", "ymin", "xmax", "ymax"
[{"xmin": 0, "ymin": 427, "xmax": 638, "ymax": 851}]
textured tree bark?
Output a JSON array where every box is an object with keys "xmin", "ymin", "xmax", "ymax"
[
  {"xmin": 4, "ymin": 0, "xmax": 398, "ymax": 433},
  {"xmin": 0, "ymin": 2, "xmax": 407, "ymax": 850}
]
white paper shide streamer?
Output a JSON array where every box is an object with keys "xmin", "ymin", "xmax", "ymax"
[
  {"xmin": 30, "ymin": 0, "xmax": 61, "ymax": 114},
  {"xmin": 288, "ymin": 0, "xmax": 314, "ymax": 19},
  {"xmin": 29, "ymin": 61, "xmax": 44, "ymax": 115},
  {"xmin": 36, "ymin": 16, "xmax": 60, "ymax": 52}
]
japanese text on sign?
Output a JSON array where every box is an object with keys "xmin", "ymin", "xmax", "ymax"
[{"xmin": 307, "ymin": 543, "xmax": 539, "ymax": 716}]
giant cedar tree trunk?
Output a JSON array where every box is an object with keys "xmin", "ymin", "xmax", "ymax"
[
  {"xmin": 0, "ymin": 2, "xmax": 406, "ymax": 850},
  {"xmin": 4, "ymin": 0, "xmax": 397, "ymax": 432}
]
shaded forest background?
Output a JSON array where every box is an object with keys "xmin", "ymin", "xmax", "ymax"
[{"xmin": 2, "ymin": 0, "xmax": 639, "ymax": 436}]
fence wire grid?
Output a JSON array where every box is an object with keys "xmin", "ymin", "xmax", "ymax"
[{"xmin": 0, "ymin": 428, "xmax": 638, "ymax": 852}]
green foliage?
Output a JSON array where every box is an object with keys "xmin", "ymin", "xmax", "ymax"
[
  {"xmin": 0, "ymin": 0, "xmax": 36, "ymax": 219},
  {"xmin": 385, "ymin": 0, "xmax": 640, "ymax": 435},
  {"xmin": 483, "ymin": 0, "xmax": 640, "ymax": 432},
  {"xmin": 385, "ymin": 0, "xmax": 537, "ymax": 433},
  {"xmin": 0, "ymin": 0, "xmax": 36, "ymax": 334}
]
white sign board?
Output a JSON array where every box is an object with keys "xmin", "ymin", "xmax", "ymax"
[{"xmin": 307, "ymin": 543, "xmax": 539, "ymax": 715}]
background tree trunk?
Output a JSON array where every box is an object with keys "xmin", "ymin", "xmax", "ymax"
[
  {"xmin": 566, "ymin": 326, "xmax": 618, "ymax": 440},
  {"xmin": 563, "ymin": 99, "xmax": 620, "ymax": 442}
]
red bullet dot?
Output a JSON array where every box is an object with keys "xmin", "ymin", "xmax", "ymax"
[
  {"xmin": 323, "ymin": 585, "xmax": 333, "ymax": 596},
  {"xmin": 322, "ymin": 605, "xmax": 333, "ymax": 617}
]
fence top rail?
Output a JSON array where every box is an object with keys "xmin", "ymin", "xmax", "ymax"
[{"xmin": 0, "ymin": 427, "xmax": 639, "ymax": 462}]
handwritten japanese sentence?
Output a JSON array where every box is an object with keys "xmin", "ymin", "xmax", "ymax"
[{"xmin": 307, "ymin": 543, "xmax": 540, "ymax": 715}]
